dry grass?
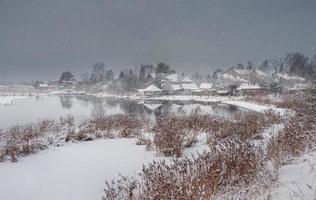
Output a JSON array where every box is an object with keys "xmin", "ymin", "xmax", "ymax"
[
  {"xmin": 103, "ymin": 93, "xmax": 316, "ymax": 200},
  {"xmin": 267, "ymin": 92, "xmax": 316, "ymax": 168},
  {"xmin": 0, "ymin": 114, "xmax": 146, "ymax": 162},
  {"xmin": 153, "ymin": 116, "xmax": 187, "ymax": 157},
  {"xmin": 103, "ymin": 140, "xmax": 267, "ymax": 200},
  {"xmin": 0, "ymin": 124, "xmax": 48, "ymax": 162},
  {"xmin": 152, "ymin": 111, "xmax": 280, "ymax": 157},
  {"xmin": 77, "ymin": 114, "xmax": 145, "ymax": 139},
  {"xmin": 245, "ymin": 93, "xmax": 304, "ymax": 109}
]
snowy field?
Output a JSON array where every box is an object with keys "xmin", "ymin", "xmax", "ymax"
[
  {"xmin": 0, "ymin": 134, "xmax": 208, "ymax": 200},
  {"xmin": 273, "ymin": 152, "xmax": 316, "ymax": 200},
  {"xmin": 0, "ymin": 139, "xmax": 155, "ymax": 200}
]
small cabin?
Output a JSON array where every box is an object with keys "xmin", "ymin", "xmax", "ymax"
[
  {"xmin": 237, "ymin": 83, "xmax": 264, "ymax": 96},
  {"xmin": 139, "ymin": 85, "xmax": 162, "ymax": 97}
]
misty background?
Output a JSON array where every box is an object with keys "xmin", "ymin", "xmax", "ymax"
[{"xmin": 0, "ymin": 0, "xmax": 315, "ymax": 81}]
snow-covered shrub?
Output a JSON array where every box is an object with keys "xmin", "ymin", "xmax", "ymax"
[
  {"xmin": 267, "ymin": 91, "xmax": 316, "ymax": 167},
  {"xmin": 103, "ymin": 140, "xmax": 267, "ymax": 200},
  {"xmin": 206, "ymin": 111, "xmax": 280, "ymax": 140},
  {"xmin": 153, "ymin": 116, "xmax": 186, "ymax": 157},
  {"xmin": 1, "ymin": 124, "xmax": 48, "ymax": 162},
  {"xmin": 79, "ymin": 114, "xmax": 145, "ymax": 138}
]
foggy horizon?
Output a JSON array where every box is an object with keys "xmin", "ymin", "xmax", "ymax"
[{"xmin": 1, "ymin": 0, "xmax": 316, "ymax": 81}]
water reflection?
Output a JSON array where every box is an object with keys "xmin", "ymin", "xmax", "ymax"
[
  {"xmin": 76, "ymin": 96, "xmax": 241, "ymax": 120},
  {"xmin": 59, "ymin": 96, "xmax": 73, "ymax": 109},
  {"xmin": 0, "ymin": 95, "xmax": 241, "ymax": 128}
]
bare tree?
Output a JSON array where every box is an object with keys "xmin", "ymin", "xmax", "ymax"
[
  {"xmin": 258, "ymin": 60, "xmax": 269, "ymax": 72},
  {"xmin": 155, "ymin": 63, "xmax": 174, "ymax": 74},
  {"xmin": 269, "ymin": 57, "xmax": 286, "ymax": 74},
  {"xmin": 246, "ymin": 61, "xmax": 254, "ymax": 70},
  {"xmin": 90, "ymin": 62, "xmax": 106, "ymax": 82},
  {"xmin": 59, "ymin": 71, "xmax": 74, "ymax": 82},
  {"xmin": 285, "ymin": 52, "xmax": 309, "ymax": 77}
]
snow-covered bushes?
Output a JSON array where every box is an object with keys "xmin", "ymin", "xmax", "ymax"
[
  {"xmin": 267, "ymin": 92, "xmax": 316, "ymax": 167},
  {"xmin": 152, "ymin": 115, "xmax": 221, "ymax": 157},
  {"xmin": 153, "ymin": 116, "xmax": 186, "ymax": 157},
  {"xmin": 103, "ymin": 140, "xmax": 267, "ymax": 200},
  {"xmin": 152, "ymin": 111, "xmax": 280, "ymax": 157},
  {"xmin": 0, "ymin": 114, "xmax": 146, "ymax": 162},
  {"xmin": 0, "ymin": 123, "xmax": 50, "ymax": 162},
  {"xmin": 103, "ymin": 109, "xmax": 286, "ymax": 199},
  {"xmin": 78, "ymin": 114, "xmax": 145, "ymax": 139},
  {"xmin": 245, "ymin": 93, "xmax": 304, "ymax": 109}
]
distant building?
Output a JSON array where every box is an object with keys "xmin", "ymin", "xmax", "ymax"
[
  {"xmin": 216, "ymin": 90, "xmax": 229, "ymax": 96},
  {"xmin": 144, "ymin": 73, "xmax": 156, "ymax": 82},
  {"xmin": 275, "ymin": 73, "xmax": 306, "ymax": 89},
  {"xmin": 182, "ymin": 76, "xmax": 194, "ymax": 83},
  {"xmin": 38, "ymin": 83, "xmax": 49, "ymax": 88},
  {"xmin": 195, "ymin": 83, "xmax": 214, "ymax": 95},
  {"xmin": 199, "ymin": 83, "xmax": 213, "ymax": 91},
  {"xmin": 221, "ymin": 67, "xmax": 260, "ymax": 85},
  {"xmin": 237, "ymin": 82, "xmax": 264, "ymax": 95},
  {"xmin": 138, "ymin": 84, "xmax": 162, "ymax": 96},
  {"xmin": 182, "ymin": 83, "xmax": 199, "ymax": 94},
  {"xmin": 165, "ymin": 73, "xmax": 182, "ymax": 84}
]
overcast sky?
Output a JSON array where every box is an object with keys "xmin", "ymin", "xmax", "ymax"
[{"xmin": 0, "ymin": 0, "xmax": 315, "ymax": 81}]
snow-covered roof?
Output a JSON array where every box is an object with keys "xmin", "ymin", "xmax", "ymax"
[
  {"xmin": 171, "ymin": 84, "xmax": 182, "ymax": 91},
  {"xmin": 254, "ymin": 69, "xmax": 267, "ymax": 76},
  {"xmin": 276, "ymin": 73, "xmax": 305, "ymax": 81},
  {"xmin": 199, "ymin": 83, "xmax": 213, "ymax": 89},
  {"xmin": 237, "ymin": 83, "xmax": 262, "ymax": 90},
  {"xmin": 39, "ymin": 83, "xmax": 48, "ymax": 87},
  {"xmin": 165, "ymin": 73, "xmax": 181, "ymax": 82},
  {"xmin": 221, "ymin": 74, "xmax": 249, "ymax": 83},
  {"xmin": 182, "ymin": 76, "xmax": 194, "ymax": 83},
  {"xmin": 234, "ymin": 69, "xmax": 252, "ymax": 75},
  {"xmin": 182, "ymin": 83, "xmax": 199, "ymax": 90},
  {"xmin": 143, "ymin": 85, "xmax": 162, "ymax": 92},
  {"xmin": 217, "ymin": 90, "xmax": 229, "ymax": 94}
]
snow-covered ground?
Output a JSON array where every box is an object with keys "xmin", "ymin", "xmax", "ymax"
[
  {"xmin": 273, "ymin": 152, "xmax": 316, "ymax": 200},
  {"xmin": 0, "ymin": 136, "xmax": 209, "ymax": 200},
  {"xmin": 146, "ymin": 95, "xmax": 234, "ymax": 102},
  {"xmin": 0, "ymin": 139, "xmax": 155, "ymax": 200},
  {"xmin": 0, "ymin": 96, "xmax": 30, "ymax": 105},
  {"xmin": 222, "ymin": 100, "xmax": 289, "ymax": 115}
]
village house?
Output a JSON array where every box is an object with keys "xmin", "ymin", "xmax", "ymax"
[
  {"xmin": 222, "ymin": 67, "xmax": 260, "ymax": 84},
  {"xmin": 138, "ymin": 84, "xmax": 162, "ymax": 97},
  {"xmin": 275, "ymin": 73, "xmax": 306, "ymax": 89},
  {"xmin": 182, "ymin": 83, "xmax": 199, "ymax": 94},
  {"xmin": 199, "ymin": 83, "xmax": 215, "ymax": 95},
  {"xmin": 236, "ymin": 82, "xmax": 264, "ymax": 96},
  {"xmin": 144, "ymin": 73, "xmax": 156, "ymax": 82}
]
